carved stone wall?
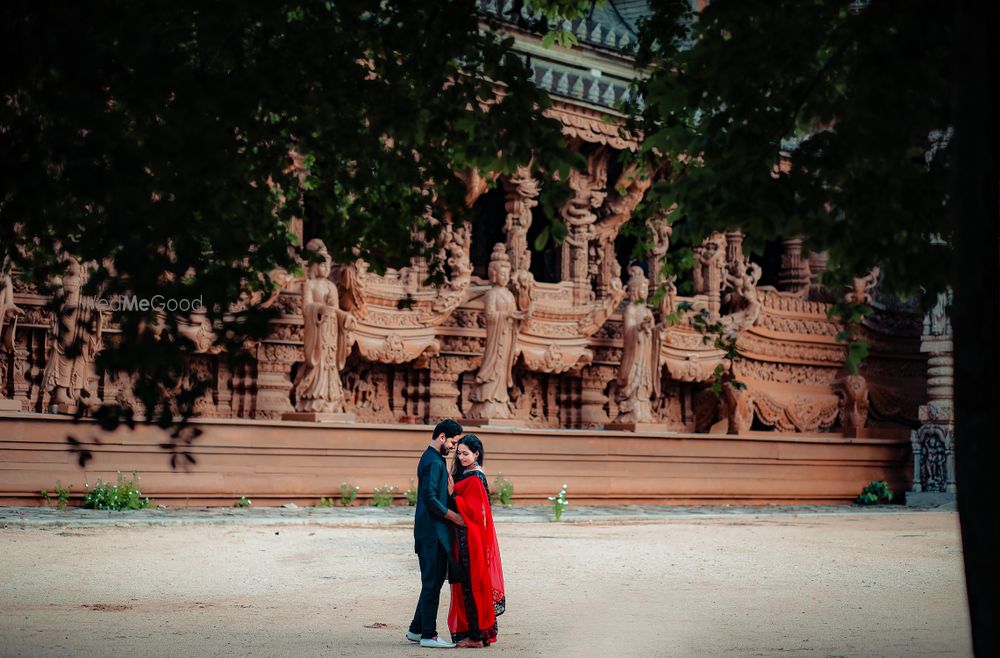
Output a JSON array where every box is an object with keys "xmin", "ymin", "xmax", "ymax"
[{"xmin": 0, "ymin": 144, "xmax": 926, "ymax": 437}]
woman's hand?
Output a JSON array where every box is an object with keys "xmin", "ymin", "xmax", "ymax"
[{"xmin": 448, "ymin": 472, "xmax": 455, "ymax": 495}]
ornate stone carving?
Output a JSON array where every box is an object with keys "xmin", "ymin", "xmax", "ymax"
[
  {"xmin": 845, "ymin": 266, "xmax": 880, "ymax": 305},
  {"xmin": 835, "ymin": 374, "xmax": 869, "ymax": 432},
  {"xmin": 344, "ymin": 363, "xmax": 392, "ymax": 422},
  {"xmin": 546, "ymin": 101, "xmax": 636, "ymax": 150},
  {"xmin": 592, "ymin": 164, "xmax": 652, "ymax": 298},
  {"xmin": 502, "ymin": 165, "xmax": 539, "ymax": 274},
  {"xmin": 42, "ymin": 256, "xmax": 103, "ymax": 411},
  {"xmin": 910, "ymin": 424, "xmax": 955, "ymax": 494},
  {"xmin": 752, "ymin": 390, "xmax": 839, "ymax": 433},
  {"xmin": 252, "ymin": 343, "xmax": 297, "ymax": 419},
  {"xmin": 0, "ymin": 264, "xmax": 24, "ymax": 409},
  {"xmin": 732, "ymin": 360, "xmax": 839, "ymax": 386},
  {"xmin": 908, "ymin": 288, "xmax": 955, "ymax": 503},
  {"xmin": 291, "ymin": 239, "xmax": 355, "ymax": 414},
  {"xmin": 778, "ymin": 237, "xmax": 811, "ymax": 294},
  {"xmin": 693, "ymin": 232, "xmax": 727, "ymax": 320},
  {"xmin": 722, "ymin": 381, "xmax": 753, "ymax": 435},
  {"xmin": 467, "ymin": 245, "xmax": 530, "ymax": 419},
  {"xmin": 614, "ymin": 266, "xmax": 660, "ymax": 424},
  {"xmin": 560, "ymin": 149, "xmax": 609, "ymax": 304},
  {"xmin": 427, "ymin": 356, "xmax": 468, "ymax": 422},
  {"xmin": 721, "ymin": 257, "xmax": 763, "ymax": 335},
  {"xmin": 646, "ymin": 212, "xmax": 674, "ymax": 319}
]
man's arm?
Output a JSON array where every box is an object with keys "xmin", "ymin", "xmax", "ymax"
[{"xmin": 423, "ymin": 460, "xmax": 465, "ymax": 527}]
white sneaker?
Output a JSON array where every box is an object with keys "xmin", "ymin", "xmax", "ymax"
[
  {"xmin": 420, "ymin": 636, "xmax": 456, "ymax": 648},
  {"xmin": 406, "ymin": 631, "xmax": 421, "ymax": 642}
]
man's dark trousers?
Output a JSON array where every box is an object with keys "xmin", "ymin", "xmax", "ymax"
[
  {"xmin": 410, "ymin": 446, "xmax": 452, "ymax": 639},
  {"xmin": 410, "ymin": 539, "xmax": 449, "ymax": 639}
]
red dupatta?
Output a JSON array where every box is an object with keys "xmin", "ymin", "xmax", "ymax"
[{"xmin": 448, "ymin": 472, "xmax": 505, "ymax": 644}]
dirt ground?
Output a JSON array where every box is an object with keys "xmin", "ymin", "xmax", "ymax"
[{"xmin": 0, "ymin": 512, "xmax": 971, "ymax": 657}]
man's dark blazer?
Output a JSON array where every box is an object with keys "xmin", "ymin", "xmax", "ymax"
[{"xmin": 413, "ymin": 446, "xmax": 451, "ymax": 553}]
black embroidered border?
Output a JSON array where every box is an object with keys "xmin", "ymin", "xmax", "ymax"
[{"xmin": 455, "ymin": 525, "xmax": 481, "ymax": 641}]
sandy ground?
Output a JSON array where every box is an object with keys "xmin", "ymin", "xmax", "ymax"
[{"xmin": 0, "ymin": 512, "xmax": 971, "ymax": 657}]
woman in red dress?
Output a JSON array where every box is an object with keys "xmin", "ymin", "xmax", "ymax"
[{"xmin": 448, "ymin": 435, "xmax": 505, "ymax": 648}]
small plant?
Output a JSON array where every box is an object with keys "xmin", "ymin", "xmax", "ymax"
[
  {"xmin": 491, "ymin": 473, "xmax": 514, "ymax": 507},
  {"xmin": 315, "ymin": 497, "xmax": 334, "ymax": 508},
  {"xmin": 856, "ymin": 480, "xmax": 894, "ymax": 505},
  {"xmin": 403, "ymin": 479, "xmax": 418, "ymax": 506},
  {"xmin": 548, "ymin": 483, "xmax": 569, "ymax": 522},
  {"xmin": 40, "ymin": 481, "xmax": 74, "ymax": 510},
  {"xmin": 340, "ymin": 482, "xmax": 360, "ymax": 507},
  {"xmin": 234, "ymin": 496, "xmax": 252, "ymax": 508},
  {"xmin": 83, "ymin": 471, "xmax": 151, "ymax": 511},
  {"xmin": 371, "ymin": 485, "xmax": 397, "ymax": 508}
]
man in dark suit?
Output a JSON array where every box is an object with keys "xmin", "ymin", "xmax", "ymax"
[{"xmin": 406, "ymin": 418, "xmax": 466, "ymax": 648}]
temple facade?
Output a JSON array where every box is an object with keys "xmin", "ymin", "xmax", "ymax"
[{"xmin": 0, "ymin": 2, "xmax": 949, "ymax": 506}]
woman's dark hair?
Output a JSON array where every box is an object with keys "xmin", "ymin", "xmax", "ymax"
[{"xmin": 451, "ymin": 434, "xmax": 485, "ymax": 479}]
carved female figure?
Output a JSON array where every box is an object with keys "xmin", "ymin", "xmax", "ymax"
[
  {"xmin": 0, "ymin": 260, "xmax": 23, "ymax": 352},
  {"xmin": 293, "ymin": 239, "xmax": 354, "ymax": 413},
  {"xmin": 614, "ymin": 266, "xmax": 661, "ymax": 424},
  {"xmin": 43, "ymin": 256, "xmax": 102, "ymax": 408},
  {"xmin": 468, "ymin": 244, "xmax": 530, "ymax": 419}
]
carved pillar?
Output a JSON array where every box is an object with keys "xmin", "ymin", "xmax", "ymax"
[
  {"xmin": 189, "ymin": 355, "xmax": 218, "ymax": 417},
  {"xmin": 579, "ymin": 366, "xmax": 610, "ymax": 428},
  {"xmin": 428, "ymin": 356, "xmax": 463, "ymax": 422},
  {"xmin": 0, "ymin": 349, "xmax": 12, "ymax": 410},
  {"xmin": 502, "ymin": 166, "xmax": 539, "ymax": 275},
  {"xmin": 807, "ymin": 250, "xmax": 829, "ymax": 285},
  {"xmin": 778, "ymin": 237, "xmax": 811, "ymax": 293},
  {"xmin": 907, "ymin": 290, "xmax": 956, "ymax": 506},
  {"xmin": 697, "ymin": 232, "xmax": 727, "ymax": 322},
  {"xmin": 400, "ymin": 367, "xmax": 429, "ymax": 423},
  {"xmin": 254, "ymin": 343, "xmax": 296, "ymax": 419},
  {"xmin": 559, "ymin": 151, "xmax": 608, "ymax": 305},
  {"xmin": 229, "ymin": 362, "xmax": 255, "ymax": 418},
  {"xmin": 12, "ymin": 340, "xmax": 29, "ymax": 409},
  {"xmin": 215, "ymin": 360, "xmax": 233, "ymax": 418},
  {"xmin": 725, "ymin": 231, "xmax": 744, "ymax": 271},
  {"xmin": 100, "ymin": 368, "xmax": 119, "ymax": 410}
]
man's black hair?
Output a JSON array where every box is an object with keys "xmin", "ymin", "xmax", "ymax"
[{"xmin": 432, "ymin": 418, "xmax": 463, "ymax": 440}]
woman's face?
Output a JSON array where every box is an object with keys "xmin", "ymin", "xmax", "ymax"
[{"xmin": 456, "ymin": 444, "xmax": 479, "ymax": 468}]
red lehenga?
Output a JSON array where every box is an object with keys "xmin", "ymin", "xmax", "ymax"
[{"xmin": 448, "ymin": 471, "xmax": 505, "ymax": 646}]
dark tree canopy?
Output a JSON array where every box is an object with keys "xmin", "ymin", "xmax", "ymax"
[
  {"xmin": 628, "ymin": 0, "xmax": 953, "ymax": 301},
  {"xmin": 1, "ymin": 1, "xmax": 579, "ymax": 424}
]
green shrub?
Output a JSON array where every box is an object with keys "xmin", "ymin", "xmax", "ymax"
[
  {"xmin": 548, "ymin": 483, "xmax": 569, "ymax": 521},
  {"xmin": 403, "ymin": 479, "xmax": 418, "ymax": 506},
  {"xmin": 491, "ymin": 473, "xmax": 514, "ymax": 507},
  {"xmin": 234, "ymin": 496, "xmax": 252, "ymax": 508},
  {"xmin": 83, "ymin": 471, "xmax": 151, "ymax": 511},
  {"xmin": 40, "ymin": 481, "xmax": 73, "ymax": 509},
  {"xmin": 856, "ymin": 480, "xmax": 894, "ymax": 505},
  {"xmin": 340, "ymin": 482, "xmax": 360, "ymax": 507},
  {"xmin": 315, "ymin": 497, "xmax": 335, "ymax": 508},
  {"xmin": 372, "ymin": 485, "xmax": 397, "ymax": 508}
]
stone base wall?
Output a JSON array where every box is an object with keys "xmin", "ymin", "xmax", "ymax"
[{"xmin": 0, "ymin": 413, "xmax": 911, "ymax": 506}]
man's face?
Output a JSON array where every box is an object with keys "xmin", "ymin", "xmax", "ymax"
[{"xmin": 437, "ymin": 433, "xmax": 459, "ymax": 456}]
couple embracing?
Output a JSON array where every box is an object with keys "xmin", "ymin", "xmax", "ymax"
[{"xmin": 407, "ymin": 419, "xmax": 505, "ymax": 649}]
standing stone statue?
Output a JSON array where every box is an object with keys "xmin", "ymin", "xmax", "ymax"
[
  {"xmin": 0, "ymin": 261, "xmax": 24, "ymax": 411},
  {"xmin": 0, "ymin": 261, "xmax": 23, "ymax": 352},
  {"xmin": 468, "ymin": 244, "xmax": 531, "ymax": 419},
  {"xmin": 292, "ymin": 239, "xmax": 354, "ymax": 415},
  {"xmin": 614, "ymin": 266, "xmax": 661, "ymax": 425},
  {"xmin": 43, "ymin": 256, "xmax": 102, "ymax": 411}
]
